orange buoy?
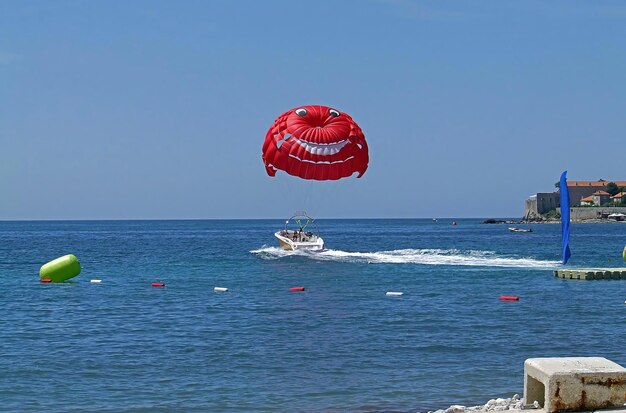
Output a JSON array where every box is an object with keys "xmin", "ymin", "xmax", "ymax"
[
  {"xmin": 40, "ymin": 278, "xmax": 52, "ymax": 283},
  {"xmin": 290, "ymin": 286, "xmax": 305, "ymax": 292},
  {"xmin": 152, "ymin": 282, "xmax": 165, "ymax": 287},
  {"xmin": 500, "ymin": 295, "xmax": 519, "ymax": 301}
]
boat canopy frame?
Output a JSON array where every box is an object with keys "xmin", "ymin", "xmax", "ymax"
[{"xmin": 283, "ymin": 211, "xmax": 320, "ymax": 235}]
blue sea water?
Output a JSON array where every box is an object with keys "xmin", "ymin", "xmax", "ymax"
[{"xmin": 1, "ymin": 219, "xmax": 625, "ymax": 413}]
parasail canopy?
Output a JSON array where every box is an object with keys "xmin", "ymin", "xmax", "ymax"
[{"xmin": 262, "ymin": 105, "xmax": 368, "ymax": 181}]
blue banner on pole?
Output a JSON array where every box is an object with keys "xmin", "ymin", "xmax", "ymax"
[{"xmin": 560, "ymin": 171, "xmax": 571, "ymax": 264}]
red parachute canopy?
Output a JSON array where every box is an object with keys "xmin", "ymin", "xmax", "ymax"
[{"xmin": 262, "ymin": 105, "xmax": 368, "ymax": 181}]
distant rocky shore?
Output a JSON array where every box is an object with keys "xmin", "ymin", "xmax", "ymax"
[{"xmin": 482, "ymin": 218, "xmax": 623, "ymax": 224}]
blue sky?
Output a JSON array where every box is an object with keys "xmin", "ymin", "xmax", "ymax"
[{"xmin": 1, "ymin": 0, "xmax": 625, "ymax": 220}]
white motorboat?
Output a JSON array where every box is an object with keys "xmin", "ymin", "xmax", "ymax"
[
  {"xmin": 509, "ymin": 227, "xmax": 532, "ymax": 233},
  {"xmin": 274, "ymin": 211, "xmax": 324, "ymax": 251}
]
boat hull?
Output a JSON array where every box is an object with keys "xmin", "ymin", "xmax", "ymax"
[{"xmin": 274, "ymin": 232, "xmax": 324, "ymax": 251}]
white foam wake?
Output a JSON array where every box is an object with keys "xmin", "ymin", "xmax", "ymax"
[{"xmin": 250, "ymin": 247, "xmax": 560, "ymax": 268}]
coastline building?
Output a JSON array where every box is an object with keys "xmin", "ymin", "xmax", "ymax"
[
  {"xmin": 567, "ymin": 180, "xmax": 626, "ymax": 206},
  {"xmin": 611, "ymin": 192, "xmax": 626, "ymax": 205},
  {"xmin": 591, "ymin": 190, "xmax": 611, "ymax": 206},
  {"xmin": 524, "ymin": 179, "xmax": 626, "ymax": 220},
  {"xmin": 524, "ymin": 193, "xmax": 560, "ymax": 216},
  {"xmin": 580, "ymin": 196, "xmax": 594, "ymax": 206}
]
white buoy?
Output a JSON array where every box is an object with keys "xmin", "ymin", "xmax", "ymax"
[
  {"xmin": 214, "ymin": 287, "xmax": 228, "ymax": 292},
  {"xmin": 386, "ymin": 291, "xmax": 403, "ymax": 296},
  {"xmin": 90, "ymin": 279, "xmax": 102, "ymax": 283}
]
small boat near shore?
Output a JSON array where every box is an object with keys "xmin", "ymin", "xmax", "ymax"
[
  {"xmin": 509, "ymin": 227, "xmax": 532, "ymax": 233},
  {"xmin": 275, "ymin": 211, "xmax": 324, "ymax": 251}
]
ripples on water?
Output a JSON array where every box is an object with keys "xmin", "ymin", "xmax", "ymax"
[{"xmin": 1, "ymin": 219, "xmax": 625, "ymax": 413}]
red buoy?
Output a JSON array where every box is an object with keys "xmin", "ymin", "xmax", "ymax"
[
  {"xmin": 40, "ymin": 278, "xmax": 52, "ymax": 283},
  {"xmin": 500, "ymin": 295, "xmax": 519, "ymax": 301},
  {"xmin": 152, "ymin": 282, "xmax": 165, "ymax": 287},
  {"xmin": 290, "ymin": 286, "xmax": 305, "ymax": 292}
]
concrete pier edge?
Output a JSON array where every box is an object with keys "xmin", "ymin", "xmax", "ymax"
[{"xmin": 428, "ymin": 357, "xmax": 626, "ymax": 413}]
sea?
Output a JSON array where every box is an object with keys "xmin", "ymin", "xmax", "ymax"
[{"xmin": 1, "ymin": 219, "xmax": 625, "ymax": 413}]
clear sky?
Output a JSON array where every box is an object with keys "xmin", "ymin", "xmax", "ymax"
[{"xmin": 2, "ymin": 0, "xmax": 625, "ymax": 220}]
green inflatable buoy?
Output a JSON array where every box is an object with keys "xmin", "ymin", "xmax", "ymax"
[
  {"xmin": 40, "ymin": 254, "xmax": 81, "ymax": 282},
  {"xmin": 623, "ymin": 246, "xmax": 626, "ymax": 262}
]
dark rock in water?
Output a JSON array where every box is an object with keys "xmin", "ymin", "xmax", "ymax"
[
  {"xmin": 483, "ymin": 219, "xmax": 502, "ymax": 224},
  {"xmin": 482, "ymin": 218, "xmax": 521, "ymax": 224}
]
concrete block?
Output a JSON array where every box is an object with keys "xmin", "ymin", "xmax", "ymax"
[{"xmin": 524, "ymin": 357, "xmax": 626, "ymax": 413}]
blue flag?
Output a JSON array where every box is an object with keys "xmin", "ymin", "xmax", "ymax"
[{"xmin": 559, "ymin": 171, "xmax": 571, "ymax": 264}]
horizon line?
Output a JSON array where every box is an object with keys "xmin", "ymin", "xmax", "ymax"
[{"xmin": 0, "ymin": 216, "xmax": 521, "ymax": 222}]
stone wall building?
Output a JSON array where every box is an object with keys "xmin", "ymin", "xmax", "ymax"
[
  {"xmin": 557, "ymin": 206, "xmax": 626, "ymax": 221},
  {"xmin": 567, "ymin": 180, "xmax": 626, "ymax": 206},
  {"xmin": 524, "ymin": 193, "xmax": 560, "ymax": 220},
  {"xmin": 523, "ymin": 179, "xmax": 626, "ymax": 219}
]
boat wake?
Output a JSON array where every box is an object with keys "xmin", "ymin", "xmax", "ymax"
[{"xmin": 250, "ymin": 247, "xmax": 560, "ymax": 268}]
